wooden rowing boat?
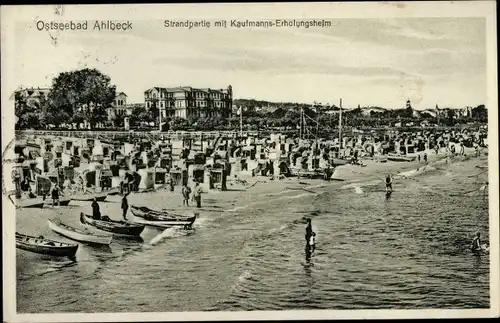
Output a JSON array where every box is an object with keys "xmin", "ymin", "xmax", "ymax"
[
  {"xmin": 80, "ymin": 213, "xmax": 144, "ymax": 237},
  {"xmin": 130, "ymin": 205, "xmax": 196, "ymax": 222},
  {"xmin": 44, "ymin": 197, "xmax": 72, "ymax": 207},
  {"xmin": 9, "ymin": 196, "xmax": 44, "ymax": 209},
  {"xmin": 106, "ymin": 188, "xmax": 121, "ymax": 196},
  {"xmin": 48, "ymin": 219, "xmax": 113, "ymax": 245},
  {"xmin": 130, "ymin": 217, "xmax": 196, "ymax": 229},
  {"xmin": 16, "ymin": 232, "xmax": 78, "ymax": 258},
  {"xmin": 387, "ymin": 154, "xmax": 416, "ymax": 162},
  {"xmin": 72, "ymin": 192, "xmax": 108, "ymax": 202}
]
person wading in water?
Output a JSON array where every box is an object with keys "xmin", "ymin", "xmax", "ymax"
[
  {"xmin": 305, "ymin": 219, "xmax": 313, "ymax": 248},
  {"xmin": 385, "ymin": 174, "xmax": 393, "ymax": 193},
  {"xmin": 471, "ymin": 232, "xmax": 482, "ymax": 252}
]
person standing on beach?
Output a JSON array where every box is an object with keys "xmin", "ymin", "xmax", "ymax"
[
  {"xmin": 423, "ymin": 152, "xmax": 428, "ymax": 163},
  {"xmin": 417, "ymin": 154, "xmax": 421, "ymax": 163},
  {"xmin": 63, "ymin": 176, "xmax": 72, "ymax": 192},
  {"xmin": 182, "ymin": 184, "xmax": 191, "ymax": 206},
  {"xmin": 51, "ymin": 183, "xmax": 60, "ymax": 207},
  {"xmin": 121, "ymin": 193, "xmax": 129, "ymax": 220},
  {"xmin": 169, "ymin": 177, "xmax": 175, "ymax": 192},
  {"xmin": 91, "ymin": 198, "xmax": 101, "ymax": 220},
  {"xmin": 21, "ymin": 177, "xmax": 33, "ymax": 192},
  {"xmin": 193, "ymin": 182, "xmax": 203, "ymax": 208},
  {"xmin": 123, "ymin": 175, "xmax": 129, "ymax": 195}
]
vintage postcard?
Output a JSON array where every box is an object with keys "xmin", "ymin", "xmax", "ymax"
[{"xmin": 1, "ymin": 2, "xmax": 498, "ymax": 322}]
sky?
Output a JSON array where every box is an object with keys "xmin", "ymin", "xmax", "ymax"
[{"xmin": 13, "ymin": 17, "xmax": 486, "ymax": 110}]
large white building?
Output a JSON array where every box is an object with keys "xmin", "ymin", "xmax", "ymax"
[{"xmin": 144, "ymin": 85, "xmax": 233, "ymax": 120}]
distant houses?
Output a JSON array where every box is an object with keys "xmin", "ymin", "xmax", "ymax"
[
  {"xmin": 12, "ymin": 84, "xmax": 483, "ymax": 131},
  {"xmin": 106, "ymin": 92, "xmax": 146, "ymax": 121}
]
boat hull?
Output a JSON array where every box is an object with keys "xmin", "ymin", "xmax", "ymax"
[
  {"xmin": 387, "ymin": 154, "xmax": 415, "ymax": 162},
  {"xmin": 15, "ymin": 232, "xmax": 78, "ymax": 258},
  {"xmin": 72, "ymin": 193, "xmax": 108, "ymax": 202},
  {"xmin": 9, "ymin": 196, "xmax": 45, "ymax": 209},
  {"xmin": 80, "ymin": 213, "xmax": 144, "ymax": 237},
  {"xmin": 130, "ymin": 205, "xmax": 196, "ymax": 222},
  {"xmin": 44, "ymin": 198, "xmax": 72, "ymax": 207},
  {"xmin": 130, "ymin": 217, "xmax": 196, "ymax": 229},
  {"xmin": 48, "ymin": 219, "xmax": 112, "ymax": 245}
]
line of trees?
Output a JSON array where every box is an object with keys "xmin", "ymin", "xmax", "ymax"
[{"xmin": 14, "ymin": 68, "xmax": 488, "ymax": 132}]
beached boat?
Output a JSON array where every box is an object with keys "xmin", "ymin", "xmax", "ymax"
[
  {"xmin": 106, "ymin": 188, "xmax": 121, "ymax": 196},
  {"xmin": 44, "ymin": 197, "xmax": 72, "ymax": 207},
  {"xmin": 387, "ymin": 154, "xmax": 416, "ymax": 162},
  {"xmin": 130, "ymin": 217, "xmax": 196, "ymax": 230},
  {"xmin": 79, "ymin": 213, "xmax": 145, "ymax": 237},
  {"xmin": 289, "ymin": 168, "xmax": 332, "ymax": 180},
  {"xmin": 48, "ymin": 219, "xmax": 113, "ymax": 245},
  {"xmin": 330, "ymin": 158, "xmax": 350, "ymax": 166},
  {"xmin": 72, "ymin": 192, "xmax": 108, "ymax": 202},
  {"xmin": 9, "ymin": 196, "xmax": 44, "ymax": 208},
  {"xmin": 15, "ymin": 232, "xmax": 78, "ymax": 258},
  {"xmin": 130, "ymin": 205, "xmax": 196, "ymax": 222}
]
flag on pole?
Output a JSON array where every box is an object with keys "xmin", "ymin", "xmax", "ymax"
[{"xmin": 236, "ymin": 106, "xmax": 242, "ymax": 116}]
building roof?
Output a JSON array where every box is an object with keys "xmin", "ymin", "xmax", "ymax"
[
  {"xmin": 116, "ymin": 92, "xmax": 128, "ymax": 97},
  {"xmin": 145, "ymin": 86, "xmax": 229, "ymax": 94}
]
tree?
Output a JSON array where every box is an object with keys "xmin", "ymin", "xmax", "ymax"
[
  {"xmin": 472, "ymin": 104, "xmax": 487, "ymax": 122},
  {"xmin": 47, "ymin": 68, "xmax": 116, "ymax": 128},
  {"xmin": 170, "ymin": 117, "xmax": 189, "ymax": 131},
  {"xmin": 14, "ymin": 92, "xmax": 46, "ymax": 130},
  {"xmin": 129, "ymin": 105, "xmax": 151, "ymax": 127}
]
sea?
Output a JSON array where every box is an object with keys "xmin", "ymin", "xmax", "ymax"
[{"xmin": 15, "ymin": 156, "xmax": 490, "ymax": 313}]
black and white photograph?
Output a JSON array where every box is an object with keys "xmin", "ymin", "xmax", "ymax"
[{"xmin": 1, "ymin": 2, "xmax": 498, "ymax": 322}]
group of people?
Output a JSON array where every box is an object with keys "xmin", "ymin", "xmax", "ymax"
[
  {"xmin": 417, "ymin": 152, "xmax": 428, "ymax": 164},
  {"xmin": 90, "ymin": 180, "xmax": 203, "ymax": 223},
  {"xmin": 91, "ymin": 192, "xmax": 129, "ymax": 221},
  {"xmin": 181, "ymin": 182, "xmax": 203, "ymax": 208},
  {"xmin": 120, "ymin": 172, "xmax": 136, "ymax": 195}
]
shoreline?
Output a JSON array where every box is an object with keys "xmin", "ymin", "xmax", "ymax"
[{"xmin": 15, "ymin": 147, "xmax": 488, "ymax": 235}]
